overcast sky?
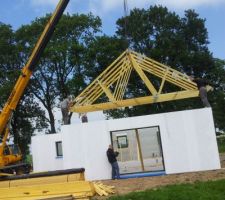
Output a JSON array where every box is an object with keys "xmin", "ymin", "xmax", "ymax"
[{"xmin": 0, "ymin": 0, "xmax": 224, "ymax": 60}]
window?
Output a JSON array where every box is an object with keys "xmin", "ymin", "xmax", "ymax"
[
  {"xmin": 56, "ymin": 141, "xmax": 63, "ymax": 157},
  {"xmin": 117, "ymin": 135, "xmax": 128, "ymax": 148}
]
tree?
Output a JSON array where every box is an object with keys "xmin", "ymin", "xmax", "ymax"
[
  {"xmin": 15, "ymin": 13, "xmax": 101, "ymax": 133},
  {"xmin": 109, "ymin": 6, "xmax": 219, "ymax": 119},
  {"xmin": 83, "ymin": 35, "xmax": 126, "ymax": 81},
  {"xmin": 0, "ymin": 23, "xmax": 47, "ymax": 156},
  {"xmin": 209, "ymin": 59, "xmax": 225, "ymax": 131}
]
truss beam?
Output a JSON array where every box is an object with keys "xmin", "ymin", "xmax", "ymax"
[
  {"xmin": 70, "ymin": 49, "xmax": 199, "ymax": 113},
  {"xmin": 70, "ymin": 90, "xmax": 199, "ymax": 113},
  {"xmin": 129, "ymin": 54, "xmax": 157, "ymax": 95}
]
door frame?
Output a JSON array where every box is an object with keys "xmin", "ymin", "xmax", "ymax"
[{"xmin": 110, "ymin": 125, "xmax": 165, "ymax": 175}]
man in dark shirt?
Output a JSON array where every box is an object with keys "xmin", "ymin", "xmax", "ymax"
[
  {"xmin": 190, "ymin": 76, "xmax": 211, "ymax": 107},
  {"xmin": 106, "ymin": 145, "xmax": 120, "ymax": 179}
]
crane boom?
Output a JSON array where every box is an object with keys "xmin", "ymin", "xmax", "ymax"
[{"xmin": 0, "ymin": 0, "xmax": 69, "ymax": 135}]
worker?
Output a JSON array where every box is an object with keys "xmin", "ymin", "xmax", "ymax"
[
  {"xmin": 106, "ymin": 145, "xmax": 120, "ymax": 180},
  {"xmin": 60, "ymin": 96, "xmax": 73, "ymax": 125},
  {"xmin": 79, "ymin": 113, "xmax": 88, "ymax": 123},
  {"xmin": 189, "ymin": 76, "xmax": 211, "ymax": 107}
]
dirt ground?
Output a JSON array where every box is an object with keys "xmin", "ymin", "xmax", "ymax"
[{"xmin": 96, "ymin": 153, "xmax": 225, "ymax": 199}]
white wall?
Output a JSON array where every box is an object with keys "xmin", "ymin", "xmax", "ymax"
[
  {"xmin": 31, "ymin": 133, "xmax": 63, "ymax": 172},
  {"xmin": 62, "ymin": 121, "xmax": 112, "ymax": 180},
  {"xmin": 31, "ymin": 108, "xmax": 221, "ymax": 180},
  {"xmin": 161, "ymin": 109, "xmax": 220, "ymax": 174}
]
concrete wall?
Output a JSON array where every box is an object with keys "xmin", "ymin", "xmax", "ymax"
[{"xmin": 31, "ymin": 108, "xmax": 221, "ymax": 180}]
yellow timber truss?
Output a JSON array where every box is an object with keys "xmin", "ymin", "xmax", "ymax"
[{"xmin": 70, "ymin": 49, "xmax": 199, "ymax": 113}]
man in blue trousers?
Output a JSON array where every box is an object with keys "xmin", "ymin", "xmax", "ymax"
[{"xmin": 106, "ymin": 145, "xmax": 120, "ymax": 180}]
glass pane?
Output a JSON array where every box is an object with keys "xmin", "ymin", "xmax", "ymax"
[
  {"xmin": 112, "ymin": 129, "xmax": 142, "ymax": 174},
  {"xmin": 56, "ymin": 141, "xmax": 63, "ymax": 157},
  {"xmin": 138, "ymin": 127, "xmax": 164, "ymax": 171}
]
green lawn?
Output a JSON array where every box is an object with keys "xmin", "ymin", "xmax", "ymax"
[
  {"xmin": 217, "ymin": 136, "xmax": 225, "ymax": 153},
  {"xmin": 107, "ymin": 179, "xmax": 225, "ymax": 200}
]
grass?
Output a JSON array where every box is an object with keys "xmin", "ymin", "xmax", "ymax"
[
  {"xmin": 217, "ymin": 136, "xmax": 225, "ymax": 153},
  {"xmin": 107, "ymin": 179, "xmax": 225, "ymax": 200}
]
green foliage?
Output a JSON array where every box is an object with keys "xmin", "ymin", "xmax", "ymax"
[
  {"xmin": 209, "ymin": 59, "xmax": 225, "ymax": 131},
  {"xmin": 15, "ymin": 13, "xmax": 101, "ymax": 133},
  {"xmin": 24, "ymin": 154, "xmax": 33, "ymax": 165},
  {"xmin": 84, "ymin": 35, "xmax": 126, "ymax": 81},
  {"xmin": 217, "ymin": 137, "xmax": 225, "ymax": 153},
  {"xmin": 107, "ymin": 179, "xmax": 225, "ymax": 200},
  {"xmin": 117, "ymin": 7, "xmax": 213, "ymax": 75},
  {"xmin": 0, "ymin": 23, "xmax": 48, "ymax": 155}
]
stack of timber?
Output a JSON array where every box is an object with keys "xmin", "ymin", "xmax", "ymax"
[
  {"xmin": 93, "ymin": 182, "xmax": 115, "ymax": 196},
  {"xmin": 0, "ymin": 168, "xmax": 115, "ymax": 200}
]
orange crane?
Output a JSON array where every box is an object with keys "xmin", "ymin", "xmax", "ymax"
[{"xmin": 0, "ymin": 0, "xmax": 69, "ymax": 175}]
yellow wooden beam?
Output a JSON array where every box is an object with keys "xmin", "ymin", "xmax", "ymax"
[
  {"xmin": 131, "ymin": 52, "xmax": 197, "ymax": 90},
  {"xmin": 97, "ymin": 80, "xmax": 115, "ymax": 102},
  {"xmin": 0, "ymin": 181, "xmax": 94, "ymax": 200},
  {"xmin": 74, "ymin": 52, "xmax": 126, "ymax": 106},
  {"xmin": 70, "ymin": 90, "xmax": 199, "ymax": 113},
  {"xmin": 129, "ymin": 53, "xmax": 157, "ymax": 95},
  {"xmin": 139, "ymin": 62, "xmax": 197, "ymax": 90},
  {"xmin": 114, "ymin": 61, "xmax": 127, "ymax": 100},
  {"xmin": 158, "ymin": 67, "xmax": 169, "ymax": 94},
  {"xmin": 75, "ymin": 57, "xmax": 126, "ymax": 106},
  {"xmin": 0, "ymin": 171, "xmax": 115, "ymax": 199},
  {"xmin": 118, "ymin": 64, "xmax": 132, "ymax": 100},
  {"xmin": 114, "ymin": 61, "xmax": 132, "ymax": 100},
  {"xmin": 135, "ymin": 129, "xmax": 145, "ymax": 171}
]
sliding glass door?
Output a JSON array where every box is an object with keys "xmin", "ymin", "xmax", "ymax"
[{"xmin": 111, "ymin": 126, "xmax": 164, "ymax": 174}]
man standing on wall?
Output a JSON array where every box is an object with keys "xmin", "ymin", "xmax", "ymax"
[
  {"xmin": 189, "ymin": 76, "xmax": 212, "ymax": 107},
  {"xmin": 60, "ymin": 96, "xmax": 73, "ymax": 125},
  {"xmin": 79, "ymin": 113, "xmax": 88, "ymax": 123},
  {"xmin": 106, "ymin": 145, "xmax": 120, "ymax": 180}
]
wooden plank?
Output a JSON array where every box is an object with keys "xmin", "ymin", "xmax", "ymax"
[
  {"xmin": 135, "ymin": 129, "xmax": 145, "ymax": 171},
  {"xmin": 0, "ymin": 181, "xmax": 94, "ymax": 200},
  {"xmin": 71, "ymin": 90, "xmax": 199, "ymax": 113},
  {"xmin": 129, "ymin": 54, "xmax": 157, "ymax": 95}
]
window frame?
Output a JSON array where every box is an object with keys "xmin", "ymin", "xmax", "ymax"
[
  {"xmin": 110, "ymin": 125, "xmax": 165, "ymax": 174},
  {"xmin": 55, "ymin": 141, "xmax": 63, "ymax": 157},
  {"xmin": 117, "ymin": 135, "xmax": 129, "ymax": 148}
]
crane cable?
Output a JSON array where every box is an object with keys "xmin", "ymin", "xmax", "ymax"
[{"xmin": 123, "ymin": 0, "xmax": 129, "ymax": 48}]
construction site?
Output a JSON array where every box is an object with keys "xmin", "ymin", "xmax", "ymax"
[{"xmin": 0, "ymin": 0, "xmax": 224, "ymax": 199}]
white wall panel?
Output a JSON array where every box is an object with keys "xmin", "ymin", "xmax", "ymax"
[
  {"xmin": 31, "ymin": 108, "xmax": 221, "ymax": 180},
  {"xmin": 31, "ymin": 134, "xmax": 63, "ymax": 172}
]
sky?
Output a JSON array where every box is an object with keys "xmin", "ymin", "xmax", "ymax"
[
  {"xmin": 0, "ymin": 0, "xmax": 225, "ymax": 127},
  {"xmin": 0, "ymin": 0, "xmax": 224, "ymax": 60}
]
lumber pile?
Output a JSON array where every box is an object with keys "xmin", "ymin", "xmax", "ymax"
[
  {"xmin": 0, "ymin": 172, "xmax": 115, "ymax": 199},
  {"xmin": 93, "ymin": 182, "xmax": 115, "ymax": 196}
]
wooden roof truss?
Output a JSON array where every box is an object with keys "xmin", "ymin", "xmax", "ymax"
[{"xmin": 70, "ymin": 50, "xmax": 199, "ymax": 113}]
